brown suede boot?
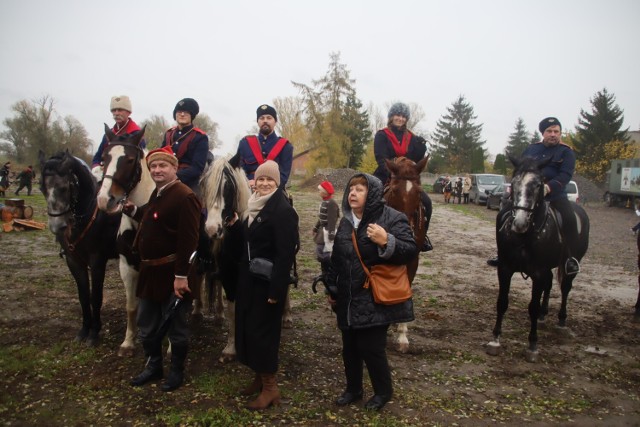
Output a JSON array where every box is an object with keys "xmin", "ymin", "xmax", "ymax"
[
  {"xmin": 240, "ymin": 373, "xmax": 262, "ymax": 396},
  {"xmin": 246, "ymin": 373, "xmax": 281, "ymax": 410}
]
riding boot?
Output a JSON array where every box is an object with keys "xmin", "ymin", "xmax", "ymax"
[
  {"xmin": 487, "ymin": 256, "xmax": 499, "ymax": 267},
  {"xmin": 420, "ymin": 191, "xmax": 433, "ymax": 252},
  {"xmin": 130, "ymin": 340, "xmax": 163, "ymax": 386},
  {"xmin": 240, "ymin": 372, "xmax": 262, "ymax": 396},
  {"xmin": 161, "ymin": 344, "xmax": 187, "ymax": 392},
  {"xmin": 247, "ymin": 373, "xmax": 281, "ymax": 410}
]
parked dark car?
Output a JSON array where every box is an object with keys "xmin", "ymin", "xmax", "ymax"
[
  {"xmin": 486, "ymin": 183, "xmax": 511, "ymax": 210},
  {"xmin": 432, "ymin": 175, "xmax": 448, "ymax": 193}
]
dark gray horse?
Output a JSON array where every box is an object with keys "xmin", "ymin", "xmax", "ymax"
[
  {"xmin": 486, "ymin": 156, "xmax": 590, "ymax": 362},
  {"xmin": 39, "ymin": 150, "xmax": 119, "ymax": 346}
]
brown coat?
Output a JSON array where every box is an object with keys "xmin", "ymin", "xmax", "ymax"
[{"xmin": 133, "ymin": 181, "xmax": 202, "ymax": 303}]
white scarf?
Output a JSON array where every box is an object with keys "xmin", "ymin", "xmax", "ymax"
[{"xmin": 246, "ymin": 190, "xmax": 276, "ymax": 226}]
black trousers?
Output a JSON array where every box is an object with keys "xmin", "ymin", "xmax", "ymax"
[
  {"xmin": 420, "ymin": 191, "xmax": 433, "ymax": 231},
  {"xmin": 550, "ymin": 197, "xmax": 579, "ymax": 257},
  {"xmin": 137, "ymin": 296, "xmax": 189, "ymax": 347},
  {"xmin": 341, "ymin": 325, "xmax": 392, "ymax": 396}
]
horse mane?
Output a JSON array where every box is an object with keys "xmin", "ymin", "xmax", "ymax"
[
  {"xmin": 43, "ymin": 151, "xmax": 96, "ymax": 195},
  {"xmin": 201, "ymin": 155, "xmax": 250, "ymax": 216}
]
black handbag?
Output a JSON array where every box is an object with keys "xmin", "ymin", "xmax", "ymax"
[
  {"xmin": 249, "ymin": 257, "xmax": 274, "ymax": 281},
  {"xmin": 248, "ymin": 242, "xmax": 274, "ymax": 280}
]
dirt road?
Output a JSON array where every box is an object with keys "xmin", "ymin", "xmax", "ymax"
[{"xmin": 1, "ymin": 190, "xmax": 639, "ymax": 426}]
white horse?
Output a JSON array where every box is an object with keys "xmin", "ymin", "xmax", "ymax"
[{"xmin": 95, "ymin": 126, "xmax": 153, "ymax": 356}]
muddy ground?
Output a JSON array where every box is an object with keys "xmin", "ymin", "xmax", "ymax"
[{"xmin": 1, "ymin": 188, "xmax": 639, "ymax": 426}]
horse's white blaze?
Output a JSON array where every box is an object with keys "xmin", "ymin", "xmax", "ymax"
[
  {"xmin": 97, "ymin": 145, "xmax": 125, "ymax": 212},
  {"xmin": 512, "ymin": 173, "xmax": 536, "ymax": 233},
  {"xmin": 405, "ymin": 180, "xmax": 413, "ymax": 193}
]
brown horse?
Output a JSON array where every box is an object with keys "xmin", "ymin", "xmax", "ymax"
[
  {"xmin": 383, "ymin": 155, "xmax": 430, "ymax": 352},
  {"xmin": 384, "ymin": 156, "xmax": 430, "ymax": 281}
]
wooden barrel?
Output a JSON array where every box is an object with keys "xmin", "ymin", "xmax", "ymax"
[
  {"xmin": 23, "ymin": 206, "xmax": 33, "ymax": 219},
  {"xmin": 1, "ymin": 206, "xmax": 23, "ymax": 221}
]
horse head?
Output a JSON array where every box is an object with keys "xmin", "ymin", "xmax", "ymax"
[
  {"xmin": 40, "ymin": 150, "xmax": 91, "ymax": 234},
  {"xmin": 97, "ymin": 124, "xmax": 146, "ymax": 214},
  {"xmin": 201, "ymin": 156, "xmax": 250, "ymax": 238},
  {"xmin": 509, "ymin": 155, "xmax": 551, "ymax": 233}
]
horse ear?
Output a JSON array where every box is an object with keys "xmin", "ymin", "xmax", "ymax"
[
  {"xmin": 538, "ymin": 156, "xmax": 552, "ymax": 169},
  {"xmin": 104, "ymin": 123, "xmax": 116, "ymax": 142},
  {"xmin": 131, "ymin": 126, "xmax": 146, "ymax": 147},
  {"xmin": 385, "ymin": 158, "xmax": 398, "ymax": 174},
  {"xmin": 416, "ymin": 155, "xmax": 429, "ymax": 174},
  {"xmin": 229, "ymin": 152, "xmax": 240, "ymax": 168}
]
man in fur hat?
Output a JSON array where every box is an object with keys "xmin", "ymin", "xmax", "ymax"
[
  {"xmin": 235, "ymin": 104, "xmax": 293, "ymax": 189},
  {"xmin": 161, "ymin": 98, "xmax": 209, "ymax": 196},
  {"xmin": 123, "ymin": 145, "xmax": 202, "ymax": 392},
  {"xmin": 92, "ymin": 95, "xmax": 146, "ymax": 180}
]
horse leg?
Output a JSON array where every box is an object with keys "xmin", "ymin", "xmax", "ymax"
[
  {"xmin": 86, "ymin": 254, "xmax": 107, "ymax": 347},
  {"xmin": 67, "ymin": 258, "xmax": 92, "ymax": 343},
  {"xmin": 487, "ymin": 266, "xmax": 513, "ymax": 356},
  {"xmin": 635, "ymin": 271, "xmax": 640, "ymax": 322},
  {"xmin": 190, "ymin": 268, "xmax": 204, "ymax": 320},
  {"xmin": 220, "ymin": 300, "xmax": 236, "ymax": 363},
  {"xmin": 118, "ymin": 258, "xmax": 138, "ymax": 357},
  {"xmin": 526, "ymin": 272, "xmax": 549, "ymax": 363},
  {"xmin": 282, "ymin": 291, "xmax": 293, "ymax": 329},
  {"xmin": 538, "ymin": 279, "xmax": 553, "ymax": 323},
  {"xmin": 396, "ymin": 322, "xmax": 409, "ymax": 353},
  {"xmin": 213, "ymin": 279, "xmax": 225, "ymax": 326},
  {"xmin": 555, "ymin": 274, "xmax": 577, "ymax": 338}
]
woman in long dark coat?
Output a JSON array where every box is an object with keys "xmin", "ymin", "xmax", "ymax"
[
  {"xmin": 235, "ymin": 160, "xmax": 299, "ymax": 410},
  {"xmin": 326, "ymin": 173, "xmax": 417, "ymax": 411}
]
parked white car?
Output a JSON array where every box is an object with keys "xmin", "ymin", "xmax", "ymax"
[{"xmin": 566, "ymin": 180, "xmax": 579, "ymax": 203}]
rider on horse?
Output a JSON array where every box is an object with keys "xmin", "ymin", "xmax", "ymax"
[
  {"xmin": 373, "ymin": 102, "xmax": 432, "ymax": 251},
  {"xmin": 488, "ymin": 117, "xmax": 581, "ymax": 275},
  {"xmin": 235, "ymin": 104, "xmax": 293, "ymax": 191}
]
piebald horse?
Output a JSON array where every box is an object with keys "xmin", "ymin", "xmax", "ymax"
[
  {"xmin": 384, "ymin": 155, "xmax": 431, "ymax": 352},
  {"xmin": 96, "ymin": 125, "xmax": 153, "ymax": 356}
]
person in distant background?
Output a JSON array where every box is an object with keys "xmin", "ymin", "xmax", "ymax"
[
  {"xmin": 0, "ymin": 162, "xmax": 11, "ymax": 197},
  {"xmin": 14, "ymin": 165, "xmax": 35, "ymax": 196}
]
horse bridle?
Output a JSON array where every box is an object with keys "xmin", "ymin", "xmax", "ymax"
[
  {"xmin": 510, "ymin": 179, "xmax": 546, "ymax": 232},
  {"xmin": 43, "ymin": 170, "xmax": 79, "ymax": 217},
  {"xmin": 102, "ymin": 141, "xmax": 144, "ymax": 197}
]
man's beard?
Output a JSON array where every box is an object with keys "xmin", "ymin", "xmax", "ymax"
[{"xmin": 259, "ymin": 125, "xmax": 272, "ymax": 136}]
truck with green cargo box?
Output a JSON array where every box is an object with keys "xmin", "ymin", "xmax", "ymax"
[{"xmin": 603, "ymin": 158, "xmax": 640, "ymax": 207}]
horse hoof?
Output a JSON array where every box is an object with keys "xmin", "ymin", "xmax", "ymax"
[
  {"xmin": 212, "ymin": 316, "xmax": 225, "ymax": 327},
  {"xmin": 191, "ymin": 312, "xmax": 204, "ymax": 322},
  {"xmin": 486, "ymin": 341, "xmax": 501, "ymax": 356},
  {"xmin": 75, "ymin": 327, "xmax": 90, "ymax": 343},
  {"xmin": 633, "ymin": 313, "xmax": 640, "ymax": 323},
  {"xmin": 525, "ymin": 350, "xmax": 538, "ymax": 363},
  {"xmin": 118, "ymin": 346, "xmax": 135, "ymax": 358},
  {"xmin": 218, "ymin": 354, "xmax": 236, "ymax": 364},
  {"xmin": 282, "ymin": 318, "xmax": 293, "ymax": 329},
  {"xmin": 555, "ymin": 326, "xmax": 575, "ymax": 338},
  {"xmin": 397, "ymin": 342, "xmax": 409, "ymax": 354}
]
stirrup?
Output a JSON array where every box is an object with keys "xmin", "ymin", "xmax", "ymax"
[{"xmin": 565, "ymin": 257, "xmax": 580, "ymax": 275}]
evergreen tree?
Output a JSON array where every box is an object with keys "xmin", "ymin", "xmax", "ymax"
[
  {"xmin": 505, "ymin": 118, "xmax": 530, "ymax": 159},
  {"xmin": 431, "ymin": 95, "xmax": 486, "ymax": 173},
  {"xmin": 493, "ymin": 153, "xmax": 507, "ymax": 175},
  {"xmin": 574, "ymin": 88, "xmax": 629, "ymax": 183},
  {"xmin": 529, "ymin": 130, "xmax": 541, "ymax": 144},
  {"xmin": 293, "ymin": 52, "xmax": 369, "ymax": 172},
  {"xmin": 342, "ymin": 95, "xmax": 371, "ymax": 168}
]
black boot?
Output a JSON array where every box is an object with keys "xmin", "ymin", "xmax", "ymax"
[
  {"xmin": 487, "ymin": 256, "xmax": 499, "ymax": 267},
  {"xmin": 130, "ymin": 341, "xmax": 163, "ymax": 387},
  {"xmin": 161, "ymin": 344, "xmax": 187, "ymax": 392},
  {"xmin": 565, "ymin": 257, "xmax": 580, "ymax": 275}
]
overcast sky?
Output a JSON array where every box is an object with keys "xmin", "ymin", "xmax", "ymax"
[{"xmin": 1, "ymin": 0, "xmax": 638, "ymax": 157}]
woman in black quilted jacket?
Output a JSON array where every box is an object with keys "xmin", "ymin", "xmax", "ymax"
[{"xmin": 326, "ymin": 173, "xmax": 417, "ymax": 411}]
